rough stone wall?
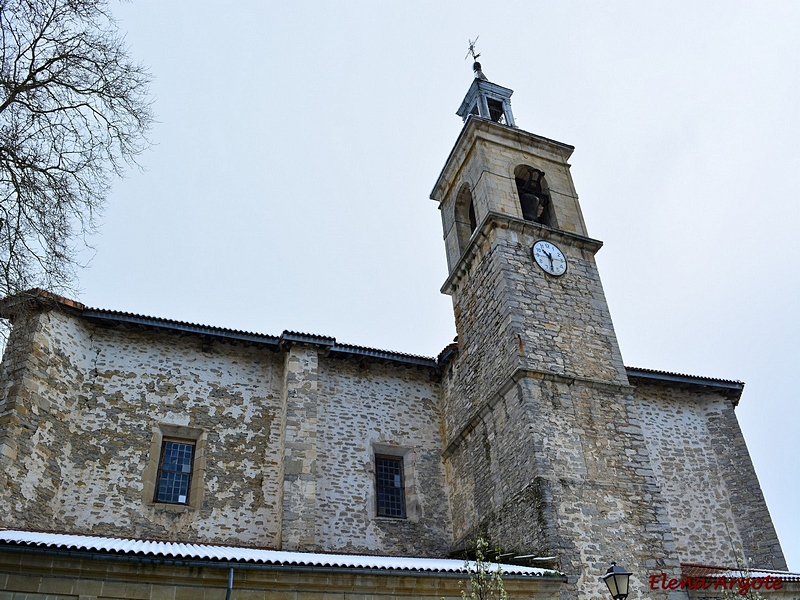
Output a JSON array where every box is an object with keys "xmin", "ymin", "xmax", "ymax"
[
  {"xmin": 0, "ymin": 309, "xmax": 285, "ymax": 547},
  {"xmin": 500, "ymin": 224, "xmax": 628, "ymax": 386},
  {"xmin": 528, "ymin": 380, "xmax": 682, "ymax": 600},
  {"xmin": 0, "ymin": 311, "xmax": 90, "ymax": 530},
  {"xmin": 0, "ymin": 307, "xmax": 451, "ymax": 557},
  {"xmin": 444, "ymin": 227, "xmax": 526, "ymax": 441},
  {"xmin": 443, "ymin": 220, "xmax": 628, "ymax": 444},
  {"xmin": 634, "ymin": 380, "xmax": 787, "ymax": 570},
  {"xmin": 444, "ymin": 372, "xmax": 684, "ymax": 600},
  {"xmin": 439, "ymin": 204, "xmax": 678, "ymax": 599},
  {"xmin": 316, "ymin": 356, "xmax": 451, "ymax": 557},
  {"xmin": 443, "ymin": 380, "xmax": 544, "ymax": 551}
]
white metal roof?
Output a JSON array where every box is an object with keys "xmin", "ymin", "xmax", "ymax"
[{"xmin": 0, "ymin": 529, "xmax": 556, "ymax": 577}]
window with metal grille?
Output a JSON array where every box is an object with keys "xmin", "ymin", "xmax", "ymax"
[
  {"xmin": 376, "ymin": 455, "xmax": 405, "ymax": 518},
  {"xmin": 155, "ymin": 439, "xmax": 194, "ymax": 504}
]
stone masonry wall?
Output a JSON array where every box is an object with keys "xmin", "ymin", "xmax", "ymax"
[
  {"xmin": 444, "ymin": 226, "xmax": 525, "ymax": 442},
  {"xmin": 634, "ymin": 380, "xmax": 787, "ymax": 570},
  {"xmin": 0, "ymin": 311, "xmax": 89, "ymax": 530},
  {"xmin": 442, "ymin": 219, "xmax": 628, "ymax": 445},
  {"xmin": 528, "ymin": 379, "xmax": 682, "ymax": 600},
  {"xmin": 444, "ymin": 373, "xmax": 684, "ymax": 600},
  {"xmin": 279, "ymin": 343, "xmax": 321, "ymax": 551},
  {"xmin": 316, "ymin": 357, "xmax": 451, "ymax": 557},
  {"xmin": 0, "ymin": 309, "xmax": 285, "ymax": 546},
  {"xmin": 443, "ymin": 380, "xmax": 544, "ymax": 551},
  {"xmin": 0, "ymin": 306, "xmax": 452, "ymax": 558},
  {"xmin": 501, "ymin": 223, "xmax": 628, "ymax": 386}
]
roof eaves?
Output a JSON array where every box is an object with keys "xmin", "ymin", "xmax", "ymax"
[
  {"xmin": 75, "ymin": 305, "xmax": 439, "ymax": 368},
  {"xmin": 3, "ymin": 291, "xmax": 448, "ymax": 371},
  {"xmin": 280, "ymin": 331, "xmax": 336, "ymax": 347},
  {"xmin": 81, "ymin": 309, "xmax": 281, "ymax": 348},
  {"xmin": 437, "ymin": 343, "xmax": 459, "ymax": 367},
  {"xmin": 0, "ymin": 530, "xmax": 561, "ymax": 579},
  {"xmin": 329, "ymin": 342, "xmax": 438, "ymax": 368},
  {"xmin": 625, "ymin": 367, "xmax": 744, "ymax": 390},
  {"xmin": 0, "ymin": 288, "xmax": 86, "ymax": 318}
]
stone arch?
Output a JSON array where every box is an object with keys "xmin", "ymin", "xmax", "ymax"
[
  {"xmin": 514, "ymin": 165, "xmax": 556, "ymax": 228},
  {"xmin": 454, "ymin": 183, "xmax": 477, "ymax": 256}
]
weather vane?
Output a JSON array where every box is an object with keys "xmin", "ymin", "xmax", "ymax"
[{"xmin": 465, "ymin": 36, "xmax": 481, "ymax": 61}]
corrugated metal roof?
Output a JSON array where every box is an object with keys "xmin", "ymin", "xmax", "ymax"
[
  {"xmin": 625, "ymin": 367, "xmax": 744, "ymax": 389},
  {"xmin": 67, "ymin": 302, "xmax": 436, "ymax": 367},
  {"xmin": 328, "ymin": 341, "xmax": 437, "ymax": 367},
  {"xmin": 82, "ymin": 308, "xmax": 282, "ymax": 346},
  {"xmin": 0, "ymin": 530, "xmax": 555, "ymax": 577},
  {"xmin": 17, "ymin": 291, "xmax": 439, "ymax": 367}
]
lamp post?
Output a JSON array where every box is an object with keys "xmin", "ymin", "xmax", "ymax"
[{"xmin": 602, "ymin": 562, "xmax": 632, "ymax": 600}]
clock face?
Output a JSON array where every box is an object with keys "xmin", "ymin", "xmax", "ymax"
[{"xmin": 532, "ymin": 240, "xmax": 567, "ymax": 277}]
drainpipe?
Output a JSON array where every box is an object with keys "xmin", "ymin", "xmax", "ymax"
[{"xmin": 225, "ymin": 567, "xmax": 234, "ymax": 600}]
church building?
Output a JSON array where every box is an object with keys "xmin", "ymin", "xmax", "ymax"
[{"xmin": 0, "ymin": 64, "xmax": 794, "ymax": 600}]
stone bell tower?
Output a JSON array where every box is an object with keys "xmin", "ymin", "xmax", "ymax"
[{"xmin": 432, "ymin": 63, "xmax": 683, "ymax": 599}]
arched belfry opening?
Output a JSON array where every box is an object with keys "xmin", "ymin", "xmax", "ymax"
[
  {"xmin": 514, "ymin": 165, "xmax": 556, "ymax": 227},
  {"xmin": 454, "ymin": 183, "xmax": 477, "ymax": 256}
]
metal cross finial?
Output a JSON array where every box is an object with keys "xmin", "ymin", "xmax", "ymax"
[{"xmin": 465, "ymin": 36, "xmax": 481, "ymax": 61}]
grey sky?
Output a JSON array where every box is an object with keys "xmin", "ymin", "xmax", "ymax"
[{"xmin": 78, "ymin": 1, "xmax": 799, "ymax": 570}]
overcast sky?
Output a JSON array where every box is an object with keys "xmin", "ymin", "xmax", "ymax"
[{"xmin": 77, "ymin": 1, "xmax": 799, "ymax": 570}]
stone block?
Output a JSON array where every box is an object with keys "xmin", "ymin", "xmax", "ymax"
[
  {"xmin": 148, "ymin": 585, "xmax": 176, "ymax": 600},
  {"xmin": 4, "ymin": 576, "xmax": 39, "ymax": 594},
  {"xmin": 37, "ymin": 576, "xmax": 73, "ymax": 595}
]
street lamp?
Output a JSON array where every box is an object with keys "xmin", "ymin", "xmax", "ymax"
[{"xmin": 602, "ymin": 562, "xmax": 632, "ymax": 600}]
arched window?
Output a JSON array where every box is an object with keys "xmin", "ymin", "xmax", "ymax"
[
  {"xmin": 514, "ymin": 165, "xmax": 555, "ymax": 227},
  {"xmin": 454, "ymin": 183, "xmax": 477, "ymax": 256}
]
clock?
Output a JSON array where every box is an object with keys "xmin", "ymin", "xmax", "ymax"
[{"xmin": 532, "ymin": 240, "xmax": 567, "ymax": 277}]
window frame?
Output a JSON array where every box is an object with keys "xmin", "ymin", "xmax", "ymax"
[
  {"xmin": 154, "ymin": 438, "xmax": 196, "ymax": 505},
  {"xmin": 375, "ymin": 454, "xmax": 407, "ymax": 519},
  {"xmin": 142, "ymin": 424, "xmax": 206, "ymax": 512}
]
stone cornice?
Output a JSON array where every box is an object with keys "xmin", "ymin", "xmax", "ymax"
[{"xmin": 441, "ymin": 212, "xmax": 604, "ymax": 295}]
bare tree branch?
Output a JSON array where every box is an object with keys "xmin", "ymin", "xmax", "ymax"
[{"xmin": 0, "ymin": 0, "xmax": 152, "ymax": 301}]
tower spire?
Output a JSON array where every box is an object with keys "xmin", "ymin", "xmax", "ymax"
[{"xmin": 456, "ymin": 40, "xmax": 515, "ymax": 126}]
